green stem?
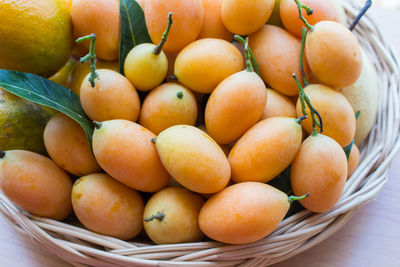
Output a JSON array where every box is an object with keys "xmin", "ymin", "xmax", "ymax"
[
  {"xmin": 153, "ymin": 12, "xmax": 173, "ymax": 55},
  {"xmin": 295, "ymin": 115, "xmax": 308, "ymax": 125},
  {"xmin": 76, "ymin": 34, "xmax": 98, "ymax": 87},
  {"xmin": 93, "ymin": 121, "xmax": 102, "ymax": 129},
  {"xmin": 349, "ymin": 0, "xmax": 372, "ymax": 31},
  {"xmin": 300, "ymin": 27, "xmax": 309, "ymax": 87},
  {"xmin": 292, "ymin": 74, "xmax": 323, "ymax": 135},
  {"xmin": 294, "ymin": 0, "xmax": 314, "ymax": 31},
  {"xmin": 144, "ymin": 211, "xmax": 165, "ymax": 222},
  {"xmin": 233, "ymin": 35, "xmax": 261, "ymax": 76},
  {"xmin": 355, "ymin": 110, "xmax": 361, "ymax": 120},
  {"xmin": 0, "ymin": 150, "xmax": 5, "ymax": 159},
  {"xmin": 176, "ymin": 91, "xmax": 184, "ymax": 99},
  {"xmin": 343, "ymin": 140, "xmax": 354, "ymax": 161},
  {"xmin": 288, "ymin": 193, "xmax": 310, "ymax": 203}
]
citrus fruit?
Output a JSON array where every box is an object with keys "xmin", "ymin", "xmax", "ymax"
[{"xmin": 0, "ymin": 89, "xmax": 53, "ymax": 155}]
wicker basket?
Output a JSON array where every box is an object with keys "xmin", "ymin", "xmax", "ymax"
[{"xmin": 1, "ymin": 1, "xmax": 399, "ymax": 266}]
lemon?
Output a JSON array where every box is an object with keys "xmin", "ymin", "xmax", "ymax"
[
  {"xmin": 0, "ymin": 0, "xmax": 73, "ymax": 77},
  {"xmin": 0, "ymin": 89, "xmax": 53, "ymax": 155}
]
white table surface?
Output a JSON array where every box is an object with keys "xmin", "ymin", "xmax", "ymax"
[{"xmin": 0, "ymin": 3, "xmax": 399, "ymax": 267}]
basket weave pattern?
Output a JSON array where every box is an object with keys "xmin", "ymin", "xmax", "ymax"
[{"xmin": 1, "ymin": 1, "xmax": 400, "ymax": 266}]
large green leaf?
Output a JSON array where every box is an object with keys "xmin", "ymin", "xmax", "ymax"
[
  {"xmin": 119, "ymin": 0, "xmax": 152, "ymax": 74},
  {"xmin": 0, "ymin": 70, "xmax": 94, "ymax": 144}
]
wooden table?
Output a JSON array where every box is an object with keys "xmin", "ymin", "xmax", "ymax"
[{"xmin": 0, "ymin": 4, "xmax": 399, "ymax": 267}]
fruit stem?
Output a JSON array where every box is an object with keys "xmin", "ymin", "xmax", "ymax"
[
  {"xmin": 355, "ymin": 110, "xmax": 361, "ymax": 120},
  {"xmin": 295, "ymin": 115, "xmax": 308, "ymax": 124},
  {"xmin": 153, "ymin": 12, "xmax": 174, "ymax": 55},
  {"xmin": 76, "ymin": 34, "xmax": 98, "ymax": 87},
  {"xmin": 349, "ymin": 0, "xmax": 372, "ymax": 31},
  {"xmin": 343, "ymin": 140, "xmax": 354, "ymax": 161},
  {"xmin": 144, "ymin": 211, "xmax": 165, "ymax": 222},
  {"xmin": 294, "ymin": 0, "xmax": 314, "ymax": 31},
  {"xmin": 151, "ymin": 137, "xmax": 157, "ymax": 144},
  {"xmin": 292, "ymin": 74, "xmax": 323, "ymax": 135},
  {"xmin": 0, "ymin": 150, "xmax": 5, "ymax": 159},
  {"xmin": 176, "ymin": 91, "xmax": 184, "ymax": 99},
  {"xmin": 288, "ymin": 193, "xmax": 310, "ymax": 203},
  {"xmin": 234, "ymin": 35, "xmax": 261, "ymax": 76},
  {"xmin": 300, "ymin": 27, "xmax": 309, "ymax": 87},
  {"xmin": 167, "ymin": 75, "xmax": 178, "ymax": 81},
  {"xmin": 93, "ymin": 121, "xmax": 102, "ymax": 129}
]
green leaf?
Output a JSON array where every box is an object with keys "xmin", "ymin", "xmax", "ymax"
[
  {"xmin": 119, "ymin": 0, "xmax": 152, "ymax": 75},
  {"xmin": 0, "ymin": 70, "xmax": 94, "ymax": 145}
]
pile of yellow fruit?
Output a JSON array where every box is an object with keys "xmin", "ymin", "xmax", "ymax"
[{"xmin": 0, "ymin": 0, "xmax": 379, "ymax": 245}]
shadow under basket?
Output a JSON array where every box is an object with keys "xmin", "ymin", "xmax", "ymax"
[{"xmin": 1, "ymin": 1, "xmax": 400, "ymax": 266}]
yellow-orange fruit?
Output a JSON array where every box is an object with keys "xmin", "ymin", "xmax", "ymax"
[
  {"xmin": 44, "ymin": 113, "xmax": 100, "ymax": 176},
  {"xmin": 296, "ymin": 84, "xmax": 356, "ymax": 147},
  {"xmin": 221, "ymin": 0, "xmax": 274, "ymax": 35},
  {"xmin": 92, "ymin": 120, "xmax": 170, "ymax": 192},
  {"xmin": 306, "ymin": 21, "xmax": 362, "ymax": 89},
  {"xmin": 197, "ymin": 125, "xmax": 231, "ymax": 156},
  {"xmin": 348, "ymin": 144, "xmax": 360, "ymax": 178},
  {"xmin": 143, "ymin": 187, "xmax": 204, "ymax": 244},
  {"xmin": 80, "ymin": 69, "xmax": 141, "ymax": 122},
  {"xmin": 139, "ymin": 83, "xmax": 198, "ymax": 135},
  {"xmin": 261, "ymin": 88, "xmax": 297, "ymax": 120},
  {"xmin": 250, "ymin": 25, "xmax": 306, "ymax": 96},
  {"xmin": 280, "ymin": 0, "xmax": 339, "ymax": 38},
  {"xmin": 144, "ymin": 0, "xmax": 203, "ymax": 53},
  {"xmin": 198, "ymin": 0, "xmax": 232, "ymax": 41},
  {"xmin": 71, "ymin": 0, "xmax": 120, "ymax": 61},
  {"xmin": 205, "ymin": 70, "xmax": 267, "ymax": 144},
  {"xmin": 124, "ymin": 43, "xmax": 168, "ymax": 92},
  {"xmin": 175, "ymin": 38, "xmax": 244, "ymax": 94},
  {"xmin": 337, "ymin": 49, "xmax": 380, "ymax": 145},
  {"xmin": 0, "ymin": 150, "xmax": 72, "ymax": 220},
  {"xmin": 72, "ymin": 173, "xmax": 144, "ymax": 240},
  {"xmin": 69, "ymin": 60, "xmax": 118, "ymax": 95},
  {"xmin": 291, "ymin": 134, "xmax": 347, "ymax": 213},
  {"xmin": 199, "ymin": 182, "xmax": 289, "ymax": 244},
  {"xmin": 156, "ymin": 125, "xmax": 230, "ymax": 194},
  {"xmin": 229, "ymin": 117, "xmax": 302, "ymax": 183}
]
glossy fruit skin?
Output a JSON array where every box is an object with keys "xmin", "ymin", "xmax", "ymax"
[
  {"xmin": 0, "ymin": 0, "xmax": 72, "ymax": 77},
  {"xmin": 280, "ymin": 0, "xmax": 339, "ymax": 38},
  {"xmin": 199, "ymin": 182, "xmax": 289, "ymax": 244},
  {"xmin": 0, "ymin": 150, "xmax": 72, "ymax": 220},
  {"xmin": 70, "ymin": 60, "xmax": 118, "ymax": 95},
  {"xmin": 250, "ymin": 25, "xmax": 307, "ymax": 96},
  {"xmin": 0, "ymin": 89, "xmax": 52, "ymax": 155},
  {"xmin": 198, "ymin": 0, "xmax": 233, "ymax": 41},
  {"xmin": 291, "ymin": 134, "xmax": 347, "ymax": 213},
  {"xmin": 205, "ymin": 70, "xmax": 267, "ymax": 144},
  {"xmin": 139, "ymin": 83, "xmax": 198, "ymax": 135},
  {"xmin": 296, "ymin": 84, "xmax": 356, "ymax": 147},
  {"xmin": 337, "ymin": 49, "xmax": 380, "ymax": 145},
  {"xmin": 348, "ymin": 144, "xmax": 360, "ymax": 178},
  {"xmin": 156, "ymin": 125, "xmax": 230, "ymax": 194},
  {"xmin": 174, "ymin": 38, "xmax": 244, "ymax": 94},
  {"xmin": 261, "ymin": 88, "xmax": 297, "ymax": 120},
  {"xmin": 221, "ymin": 0, "xmax": 274, "ymax": 35},
  {"xmin": 71, "ymin": 0, "xmax": 120, "ymax": 61},
  {"xmin": 124, "ymin": 43, "xmax": 168, "ymax": 91},
  {"xmin": 92, "ymin": 120, "xmax": 170, "ymax": 192},
  {"xmin": 80, "ymin": 69, "xmax": 141, "ymax": 122},
  {"xmin": 72, "ymin": 173, "xmax": 144, "ymax": 240},
  {"xmin": 143, "ymin": 187, "xmax": 204, "ymax": 244},
  {"xmin": 144, "ymin": 0, "xmax": 204, "ymax": 53},
  {"xmin": 306, "ymin": 21, "xmax": 363, "ymax": 89},
  {"xmin": 229, "ymin": 117, "xmax": 303, "ymax": 183},
  {"xmin": 44, "ymin": 113, "xmax": 101, "ymax": 176}
]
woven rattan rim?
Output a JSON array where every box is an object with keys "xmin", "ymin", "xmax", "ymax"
[{"xmin": 1, "ymin": 1, "xmax": 399, "ymax": 266}]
